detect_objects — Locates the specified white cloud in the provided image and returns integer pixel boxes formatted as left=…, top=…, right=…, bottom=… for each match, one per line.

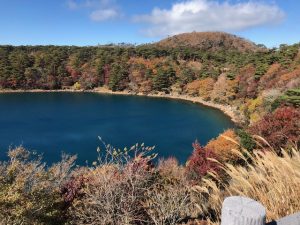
left=67, top=0, right=79, bottom=10
left=66, top=0, right=120, bottom=21
left=90, top=8, right=118, bottom=21
left=133, top=0, right=285, bottom=37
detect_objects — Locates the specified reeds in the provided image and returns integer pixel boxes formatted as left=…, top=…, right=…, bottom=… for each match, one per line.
left=194, top=137, right=300, bottom=223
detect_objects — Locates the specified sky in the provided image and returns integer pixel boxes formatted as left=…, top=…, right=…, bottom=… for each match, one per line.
left=0, top=0, right=299, bottom=47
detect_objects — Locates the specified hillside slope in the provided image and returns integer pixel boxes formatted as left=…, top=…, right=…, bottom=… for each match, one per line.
left=155, top=32, right=264, bottom=52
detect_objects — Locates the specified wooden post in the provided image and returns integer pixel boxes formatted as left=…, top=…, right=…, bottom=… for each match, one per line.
left=221, top=196, right=266, bottom=225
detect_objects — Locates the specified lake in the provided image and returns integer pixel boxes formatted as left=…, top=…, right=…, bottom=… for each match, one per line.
left=0, top=92, right=234, bottom=164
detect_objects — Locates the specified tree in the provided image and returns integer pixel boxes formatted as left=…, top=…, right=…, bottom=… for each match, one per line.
left=24, top=67, right=41, bottom=88
left=0, top=47, right=11, bottom=88
left=254, top=63, right=268, bottom=80
left=8, top=50, right=33, bottom=88
left=179, top=67, right=195, bottom=85
left=273, top=89, right=300, bottom=108
left=108, top=62, right=129, bottom=91
left=236, top=129, right=256, bottom=152
left=152, top=68, right=171, bottom=92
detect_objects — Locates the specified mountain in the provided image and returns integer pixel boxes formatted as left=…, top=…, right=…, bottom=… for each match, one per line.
left=155, top=32, right=265, bottom=52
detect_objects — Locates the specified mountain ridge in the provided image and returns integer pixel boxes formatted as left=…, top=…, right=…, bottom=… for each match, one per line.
left=155, top=31, right=265, bottom=52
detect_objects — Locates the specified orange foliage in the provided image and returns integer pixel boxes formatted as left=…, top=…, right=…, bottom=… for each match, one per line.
left=185, top=80, right=202, bottom=96
left=185, top=78, right=215, bottom=99
left=129, top=57, right=165, bottom=70
left=198, top=78, right=215, bottom=100
left=265, top=63, right=281, bottom=76
left=206, top=129, right=240, bottom=162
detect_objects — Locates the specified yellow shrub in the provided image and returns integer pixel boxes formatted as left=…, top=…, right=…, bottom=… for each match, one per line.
left=73, top=82, right=81, bottom=90
left=247, top=96, right=263, bottom=113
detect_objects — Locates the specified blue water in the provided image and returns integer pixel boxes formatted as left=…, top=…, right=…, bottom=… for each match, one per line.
left=0, top=93, right=234, bottom=165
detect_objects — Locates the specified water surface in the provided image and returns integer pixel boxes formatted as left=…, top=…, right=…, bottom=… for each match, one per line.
left=0, top=93, right=234, bottom=164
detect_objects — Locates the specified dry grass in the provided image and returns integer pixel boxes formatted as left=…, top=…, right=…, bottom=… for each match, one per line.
left=193, top=140, right=300, bottom=223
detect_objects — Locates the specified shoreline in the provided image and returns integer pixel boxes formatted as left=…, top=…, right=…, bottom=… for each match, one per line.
left=0, top=88, right=244, bottom=124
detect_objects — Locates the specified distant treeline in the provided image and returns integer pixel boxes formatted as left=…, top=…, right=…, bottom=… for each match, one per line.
left=0, top=43, right=299, bottom=92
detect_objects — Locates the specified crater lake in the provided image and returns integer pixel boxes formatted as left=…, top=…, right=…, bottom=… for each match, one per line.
left=0, top=92, right=234, bottom=164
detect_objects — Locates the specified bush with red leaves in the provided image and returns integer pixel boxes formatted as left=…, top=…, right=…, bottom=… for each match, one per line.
left=61, top=175, right=88, bottom=207
left=249, top=106, right=300, bottom=152
left=186, top=141, right=220, bottom=181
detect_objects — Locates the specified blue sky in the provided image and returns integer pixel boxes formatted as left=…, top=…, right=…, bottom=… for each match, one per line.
left=0, top=0, right=299, bottom=47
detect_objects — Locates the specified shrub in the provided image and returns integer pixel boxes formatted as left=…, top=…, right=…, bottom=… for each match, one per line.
left=249, top=106, right=300, bottom=152
left=186, top=141, right=220, bottom=181
left=67, top=143, right=158, bottom=225
left=158, top=157, right=186, bottom=182
left=61, top=173, right=88, bottom=207
left=143, top=182, right=192, bottom=225
left=72, top=81, right=81, bottom=90
left=0, top=147, right=75, bottom=225
left=198, top=77, right=215, bottom=100
left=206, top=129, right=240, bottom=163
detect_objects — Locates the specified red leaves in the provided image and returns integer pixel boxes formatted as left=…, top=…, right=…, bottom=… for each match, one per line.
left=186, top=141, right=220, bottom=181
left=61, top=175, right=88, bottom=207
left=249, top=106, right=300, bottom=152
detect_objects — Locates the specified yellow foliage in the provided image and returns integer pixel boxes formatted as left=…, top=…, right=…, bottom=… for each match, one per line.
left=249, top=112, right=261, bottom=123
left=247, top=96, right=263, bottom=113
left=73, top=82, right=81, bottom=90
left=244, top=96, right=265, bottom=124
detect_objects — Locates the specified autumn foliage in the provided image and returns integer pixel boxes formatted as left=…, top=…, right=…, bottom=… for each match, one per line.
left=206, top=129, right=240, bottom=162
left=249, top=106, right=300, bottom=152
left=186, top=141, right=220, bottom=181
